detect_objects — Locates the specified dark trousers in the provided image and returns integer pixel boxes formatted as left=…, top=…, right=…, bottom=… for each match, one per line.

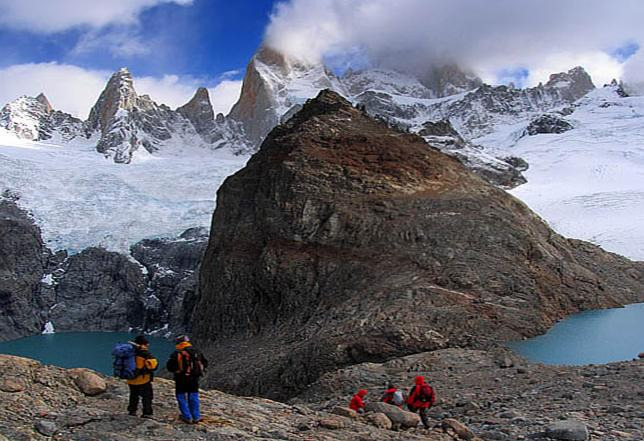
left=128, top=383, right=153, bottom=416
left=408, top=405, right=431, bottom=428
left=418, top=407, right=430, bottom=428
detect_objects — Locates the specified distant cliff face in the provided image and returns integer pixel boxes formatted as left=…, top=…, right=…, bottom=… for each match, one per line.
left=193, top=90, right=644, bottom=400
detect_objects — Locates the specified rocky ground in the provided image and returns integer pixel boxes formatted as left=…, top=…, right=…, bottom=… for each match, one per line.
left=294, top=347, right=644, bottom=441
left=0, top=354, right=455, bottom=441
left=0, top=351, right=641, bottom=440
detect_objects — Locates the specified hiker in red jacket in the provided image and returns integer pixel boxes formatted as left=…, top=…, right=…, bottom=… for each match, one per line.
left=407, top=375, right=436, bottom=428
left=349, top=389, right=368, bottom=413
left=381, top=383, right=404, bottom=407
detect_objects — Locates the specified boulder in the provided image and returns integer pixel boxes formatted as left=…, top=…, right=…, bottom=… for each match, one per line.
left=441, top=418, right=480, bottom=440
left=35, top=420, right=57, bottom=437
left=0, top=377, right=25, bottom=393
left=69, top=369, right=106, bottom=396
left=365, top=402, right=419, bottom=429
left=366, top=412, right=393, bottom=430
left=331, top=406, right=359, bottom=419
left=319, top=418, right=345, bottom=429
left=545, top=420, right=589, bottom=441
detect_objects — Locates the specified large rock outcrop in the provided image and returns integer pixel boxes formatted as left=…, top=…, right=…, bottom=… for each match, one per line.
left=194, top=90, right=644, bottom=400
left=0, top=197, right=48, bottom=339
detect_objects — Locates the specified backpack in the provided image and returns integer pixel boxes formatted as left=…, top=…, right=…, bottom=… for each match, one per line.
left=393, top=390, right=405, bottom=406
left=419, top=384, right=434, bottom=403
left=177, top=348, right=204, bottom=378
left=112, top=343, right=137, bottom=379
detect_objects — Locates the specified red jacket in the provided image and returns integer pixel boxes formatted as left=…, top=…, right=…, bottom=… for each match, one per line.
left=349, top=389, right=367, bottom=411
left=407, top=376, right=435, bottom=410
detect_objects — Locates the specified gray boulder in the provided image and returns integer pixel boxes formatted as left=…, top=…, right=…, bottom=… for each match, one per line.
left=545, top=420, right=589, bottom=441
left=526, top=114, right=573, bottom=135
left=364, top=402, right=419, bottom=429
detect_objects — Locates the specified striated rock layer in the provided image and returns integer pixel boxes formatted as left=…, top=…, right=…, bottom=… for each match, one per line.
left=193, top=90, right=644, bottom=400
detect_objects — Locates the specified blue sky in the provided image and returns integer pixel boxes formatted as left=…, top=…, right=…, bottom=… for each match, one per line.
left=0, top=1, right=277, bottom=79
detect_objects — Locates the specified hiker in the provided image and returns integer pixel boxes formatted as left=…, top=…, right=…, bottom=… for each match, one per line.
left=407, top=375, right=436, bottom=428
left=127, top=335, right=159, bottom=418
left=166, top=335, right=209, bottom=424
left=381, top=383, right=404, bottom=407
left=349, top=389, right=368, bottom=413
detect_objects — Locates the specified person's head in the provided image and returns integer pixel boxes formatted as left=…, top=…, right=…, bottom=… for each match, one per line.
left=387, top=382, right=396, bottom=390
left=175, top=335, right=190, bottom=344
left=134, top=335, right=149, bottom=346
left=414, top=375, right=425, bottom=386
left=357, top=389, right=368, bottom=397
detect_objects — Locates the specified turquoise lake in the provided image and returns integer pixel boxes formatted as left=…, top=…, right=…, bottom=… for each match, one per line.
left=0, top=332, right=176, bottom=375
left=508, top=302, right=644, bottom=365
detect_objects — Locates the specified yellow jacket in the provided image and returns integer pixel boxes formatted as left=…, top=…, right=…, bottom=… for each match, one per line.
left=127, top=344, right=158, bottom=385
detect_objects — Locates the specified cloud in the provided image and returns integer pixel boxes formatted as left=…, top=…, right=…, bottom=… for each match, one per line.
left=0, top=0, right=193, bottom=34
left=0, top=63, right=109, bottom=118
left=265, top=0, right=644, bottom=87
left=72, top=28, right=151, bottom=57
left=208, top=80, right=243, bottom=115
left=0, top=63, right=242, bottom=119
left=622, top=50, right=644, bottom=95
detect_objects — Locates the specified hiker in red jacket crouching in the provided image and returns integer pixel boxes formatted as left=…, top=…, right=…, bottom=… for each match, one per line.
left=407, top=375, right=436, bottom=428
left=349, top=389, right=368, bottom=413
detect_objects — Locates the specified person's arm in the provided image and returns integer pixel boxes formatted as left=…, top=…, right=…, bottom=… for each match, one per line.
left=199, top=350, right=208, bottom=369
left=145, top=353, right=158, bottom=371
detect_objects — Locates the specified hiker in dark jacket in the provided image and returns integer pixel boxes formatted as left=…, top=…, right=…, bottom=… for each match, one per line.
left=166, top=335, right=209, bottom=423
left=407, top=375, right=436, bottom=428
left=127, top=335, right=158, bottom=418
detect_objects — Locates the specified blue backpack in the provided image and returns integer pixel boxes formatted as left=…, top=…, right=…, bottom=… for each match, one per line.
left=112, top=343, right=137, bottom=379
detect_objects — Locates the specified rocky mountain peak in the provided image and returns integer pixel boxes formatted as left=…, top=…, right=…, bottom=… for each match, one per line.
left=35, top=93, right=53, bottom=113
left=177, top=87, right=214, bottom=135
left=418, top=63, right=483, bottom=97
left=194, top=88, right=644, bottom=400
left=0, top=94, right=83, bottom=141
left=544, top=66, right=595, bottom=101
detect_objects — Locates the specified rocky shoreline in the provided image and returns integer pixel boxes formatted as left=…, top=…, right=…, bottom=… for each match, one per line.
left=0, top=350, right=641, bottom=440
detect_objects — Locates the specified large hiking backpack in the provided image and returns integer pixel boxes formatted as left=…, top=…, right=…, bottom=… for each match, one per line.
left=112, top=343, right=137, bottom=379
left=419, top=384, right=435, bottom=404
left=178, top=348, right=204, bottom=378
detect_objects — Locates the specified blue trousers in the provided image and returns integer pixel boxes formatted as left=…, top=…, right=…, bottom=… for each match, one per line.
left=176, top=392, right=200, bottom=421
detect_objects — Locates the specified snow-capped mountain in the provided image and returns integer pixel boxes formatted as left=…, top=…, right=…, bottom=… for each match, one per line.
left=85, top=68, right=250, bottom=163
left=229, top=46, right=346, bottom=145
left=0, top=93, right=85, bottom=142
left=226, top=47, right=596, bottom=187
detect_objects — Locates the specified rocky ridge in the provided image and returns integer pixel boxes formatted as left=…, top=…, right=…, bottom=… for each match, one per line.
left=0, top=94, right=85, bottom=142
left=0, top=196, right=205, bottom=340
left=228, top=46, right=596, bottom=187
left=193, top=90, right=644, bottom=401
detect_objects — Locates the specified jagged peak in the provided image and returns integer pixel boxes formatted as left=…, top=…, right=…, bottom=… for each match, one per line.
left=35, top=93, right=53, bottom=113
left=546, top=66, right=595, bottom=89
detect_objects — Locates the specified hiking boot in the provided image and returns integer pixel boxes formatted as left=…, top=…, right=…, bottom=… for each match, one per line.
left=128, top=411, right=137, bottom=416
left=192, top=418, right=202, bottom=424
left=141, top=414, right=153, bottom=419
left=179, top=415, right=192, bottom=424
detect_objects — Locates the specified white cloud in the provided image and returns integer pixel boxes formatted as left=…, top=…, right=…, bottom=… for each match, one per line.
left=266, top=0, right=644, bottom=86
left=622, top=50, right=644, bottom=95
left=0, top=63, right=242, bottom=119
left=0, top=0, right=193, bottom=33
left=0, top=63, right=109, bottom=118
left=208, top=80, right=243, bottom=115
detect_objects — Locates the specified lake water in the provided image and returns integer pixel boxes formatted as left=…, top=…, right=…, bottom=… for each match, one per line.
left=0, top=332, right=176, bottom=375
left=508, top=302, right=644, bottom=365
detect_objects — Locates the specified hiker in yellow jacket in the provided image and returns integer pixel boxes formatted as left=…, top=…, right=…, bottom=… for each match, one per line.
left=127, top=335, right=158, bottom=418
